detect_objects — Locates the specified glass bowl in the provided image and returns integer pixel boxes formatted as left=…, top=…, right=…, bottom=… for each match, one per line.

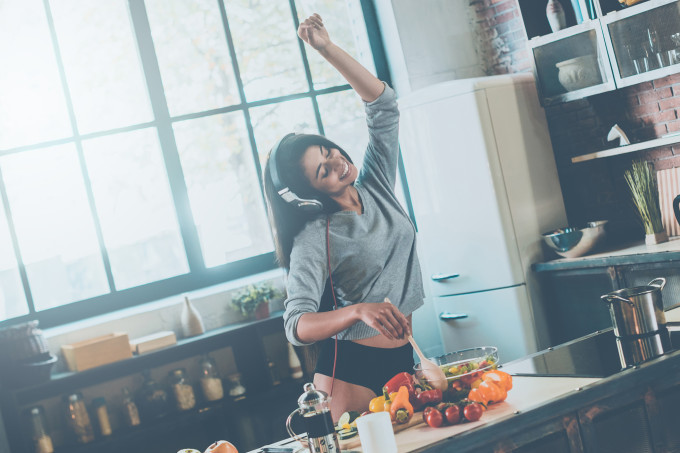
left=413, top=346, right=499, bottom=395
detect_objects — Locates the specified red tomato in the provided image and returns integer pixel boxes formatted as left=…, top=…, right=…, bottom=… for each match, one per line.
left=463, top=403, right=483, bottom=422
left=422, top=406, right=435, bottom=423
left=444, top=405, right=461, bottom=425
left=425, top=408, right=444, bottom=428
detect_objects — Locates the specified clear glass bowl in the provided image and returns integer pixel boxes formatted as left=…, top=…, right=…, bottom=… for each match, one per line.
left=413, top=346, right=499, bottom=393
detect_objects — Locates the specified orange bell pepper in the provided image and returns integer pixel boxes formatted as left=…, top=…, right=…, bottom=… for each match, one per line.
left=389, top=386, right=414, bottom=424
left=478, top=380, right=507, bottom=404
left=482, top=370, right=512, bottom=391
left=467, top=387, right=488, bottom=407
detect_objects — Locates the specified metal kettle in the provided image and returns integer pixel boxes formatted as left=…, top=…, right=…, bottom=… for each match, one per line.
left=286, top=383, right=340, bottom=453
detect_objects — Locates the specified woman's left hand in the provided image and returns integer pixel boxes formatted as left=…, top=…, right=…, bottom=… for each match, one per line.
left=298, top=13, right=331, bottom=51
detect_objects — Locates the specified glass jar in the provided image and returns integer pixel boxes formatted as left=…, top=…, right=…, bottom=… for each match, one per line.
left=121, top=387, right=141, bottom=427
left=137, top=371, right=170, bottom=420
left=169, top=368, right=196, bottom=411
left=91, top=397, right=112, bottom=437
left=28, top=406, right=54, bottom=453
left=227, top=373, right=246, bottom=401
left=199, top=355, right=224, bottom=402
left=62, top=393, right=94, bottom=444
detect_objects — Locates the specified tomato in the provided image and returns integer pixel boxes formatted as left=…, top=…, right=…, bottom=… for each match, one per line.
left=463, top=403, right=483, bottom=422
left=422, top=406, right=435, bottom=423
left=425, top=408, right=444, bottom=428
left=444, top=405, right=461, bottom=425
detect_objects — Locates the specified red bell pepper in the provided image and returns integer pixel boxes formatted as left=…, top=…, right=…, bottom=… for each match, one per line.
left=415, top=388, right=443, bottom=408
left=383, top=372, right=416, bottom=396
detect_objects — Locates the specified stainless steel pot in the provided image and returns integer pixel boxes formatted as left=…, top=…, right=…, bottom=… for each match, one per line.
left=615, top=329, right=671, bottom=368
left=601, top=278, right=667, bottom=337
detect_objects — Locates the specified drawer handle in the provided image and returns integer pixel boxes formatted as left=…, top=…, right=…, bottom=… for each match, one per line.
left=431, top=273, right=460, bottom=282
left=439, top=312, right=468, bottom=320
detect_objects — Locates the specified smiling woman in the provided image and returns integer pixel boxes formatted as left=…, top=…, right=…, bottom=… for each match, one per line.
left=0, top=0, right=389, bottom=327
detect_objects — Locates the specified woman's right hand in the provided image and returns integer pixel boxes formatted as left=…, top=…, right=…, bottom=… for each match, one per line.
left=298, top=13, right=331, bottom=52
left=354, top=301, right=411, bottom=340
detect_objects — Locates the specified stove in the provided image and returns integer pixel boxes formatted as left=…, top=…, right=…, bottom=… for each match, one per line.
left=500, top=326, right=680, bottom=378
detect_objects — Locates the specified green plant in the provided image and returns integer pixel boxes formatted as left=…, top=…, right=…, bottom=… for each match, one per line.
left=624, top=161, right=664, bottom=234
left=231, top=283, right=280, bottom=318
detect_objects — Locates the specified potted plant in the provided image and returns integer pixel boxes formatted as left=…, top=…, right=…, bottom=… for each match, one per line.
left=624, top=160, right=668, bottom=245
left=231, top=283, right=280, bottom=320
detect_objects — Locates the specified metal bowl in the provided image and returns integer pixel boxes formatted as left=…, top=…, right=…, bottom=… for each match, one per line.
left=542, top=220, right=608, bottom=258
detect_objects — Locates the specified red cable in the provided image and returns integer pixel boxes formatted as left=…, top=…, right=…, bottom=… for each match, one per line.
left=326, top=216, right=338, bottom=397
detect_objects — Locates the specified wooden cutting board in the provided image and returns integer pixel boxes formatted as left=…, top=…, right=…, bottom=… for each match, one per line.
left=338, top=412, right=426, bottom=449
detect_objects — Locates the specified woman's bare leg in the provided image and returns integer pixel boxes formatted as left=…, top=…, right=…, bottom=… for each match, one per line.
left=313, top=373, right=376, bottom=422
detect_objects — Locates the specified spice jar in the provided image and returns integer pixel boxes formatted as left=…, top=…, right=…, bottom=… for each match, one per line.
left=227, top=373, right=246, bottom=401
left=137, top=371, right=170, bottom=420
left=27, top=406, right=54, bottom=453
left=121, top=387, right=141, bottom=427
left=199, top=355, right=224, bottom=402
left=91, top=397, right=112, bottom=437
left=63, top=393, right=94, bottom=444
left=169, top=368, right=196, bottom=411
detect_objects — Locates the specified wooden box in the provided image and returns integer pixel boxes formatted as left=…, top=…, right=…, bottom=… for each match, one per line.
left=130, top=331, right=177, bottom=355
left=61, top=332, right=132, bottom=372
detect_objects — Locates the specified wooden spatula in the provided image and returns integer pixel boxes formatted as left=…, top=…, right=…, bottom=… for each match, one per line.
left=384, top=298, right=448, bottom=391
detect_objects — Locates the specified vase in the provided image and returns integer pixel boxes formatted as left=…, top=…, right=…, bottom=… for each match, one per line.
left=180, top=296, right=205, bottom=337
left=254, top=302, right=270, bottom=320
left=546, top=0, right=567, bottom=32
left=645, top=231, right=669, bottom=246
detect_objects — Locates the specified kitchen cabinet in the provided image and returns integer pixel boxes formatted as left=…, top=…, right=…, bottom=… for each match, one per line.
left=521, top=0, right=680, bottom=106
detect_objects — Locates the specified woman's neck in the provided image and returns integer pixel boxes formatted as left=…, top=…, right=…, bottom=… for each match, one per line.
left=333, top=185, right=363, bottom=215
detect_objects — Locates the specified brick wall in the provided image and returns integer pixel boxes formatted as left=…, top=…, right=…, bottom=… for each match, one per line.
left=472, top=0, right=680, bottom=243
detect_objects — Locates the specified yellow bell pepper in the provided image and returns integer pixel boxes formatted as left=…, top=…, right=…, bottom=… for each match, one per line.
left=369, top=390, right=397, bottom=413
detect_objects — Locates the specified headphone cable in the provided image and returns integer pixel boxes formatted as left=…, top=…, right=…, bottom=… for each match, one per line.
left=326, top=216, right=338, bottom=397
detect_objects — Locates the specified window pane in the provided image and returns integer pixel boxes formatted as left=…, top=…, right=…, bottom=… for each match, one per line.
left=317, top=89, right=368, bottom=164
left=0, top=0, right=71, bottom=149
left=0, top=196, right=28, bottom=320
left=50, top=0, right=152, bottom=134
left=83, top=129, right=189, bottom=290
left=173, top=113, right=273, bottom=267
left=227, top=0, right=308, bottom=101
left=1, top=145, right=109, bottom=311
left=295, top=0, right=376, bottom=90
left=250, top=98, right=318, bottom=166
left=146, top=0, right=240, bottom=116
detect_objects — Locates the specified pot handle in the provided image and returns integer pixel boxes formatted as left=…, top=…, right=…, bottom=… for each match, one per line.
left=648, top=277, right=666, bottom=290
left=601, top=293, right=635, bottom=306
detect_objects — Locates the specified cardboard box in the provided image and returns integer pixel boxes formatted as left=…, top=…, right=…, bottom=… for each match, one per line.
left=61, top=332, right=132, bottom=372
left=130, top=331, right=177, bottom=355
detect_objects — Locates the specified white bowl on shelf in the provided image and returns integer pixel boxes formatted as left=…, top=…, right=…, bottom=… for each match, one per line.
left=556, top=55, right=602, bottom=91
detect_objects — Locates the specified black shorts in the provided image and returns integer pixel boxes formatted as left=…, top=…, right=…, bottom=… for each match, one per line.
left=314, top=338, right=414, bottom=396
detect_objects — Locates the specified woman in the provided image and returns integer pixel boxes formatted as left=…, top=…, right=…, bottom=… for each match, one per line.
left=263, top=14, right=424, bottom=418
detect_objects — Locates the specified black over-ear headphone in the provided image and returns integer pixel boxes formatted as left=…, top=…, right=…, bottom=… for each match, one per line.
left=268, top=133, right=324, bottom=213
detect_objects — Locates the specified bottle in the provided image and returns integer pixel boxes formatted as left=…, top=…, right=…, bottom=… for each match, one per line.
left=169, top=368, right=196, bottom=411
left=91, top=397, right=112, bottom=437
left=227, top=373, right=247, bottom=401
left=28, top=406, right=54, bottom=453
left=63, top=393, right=94, bottom=444
left=546, top=0, right=567, bottom=33
left=267, top=359, right=281, bottom=386
left=121, top=387, right=141, bottom=427
left=199, top=355, right=224, bottom=402
left=287, top=343, right=304, bottom=379
left=138, top=370, right=170, bottom=420
left=181, top=295, right=205, bottom=337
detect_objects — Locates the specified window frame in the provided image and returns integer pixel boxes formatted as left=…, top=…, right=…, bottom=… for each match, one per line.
left=0, top=0, right=412, bottom=329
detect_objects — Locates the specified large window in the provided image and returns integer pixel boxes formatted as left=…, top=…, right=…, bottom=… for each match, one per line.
left=0, top=0, right=386, bottom=327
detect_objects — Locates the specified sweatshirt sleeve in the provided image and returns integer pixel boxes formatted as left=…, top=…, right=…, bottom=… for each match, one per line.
left=283, top=220, right=329, bottom=346
left=359, top=82, right=400, bottom=190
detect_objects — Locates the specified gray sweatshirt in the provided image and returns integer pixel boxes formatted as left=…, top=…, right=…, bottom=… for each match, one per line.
left=283, top=83, right=425, bottom=346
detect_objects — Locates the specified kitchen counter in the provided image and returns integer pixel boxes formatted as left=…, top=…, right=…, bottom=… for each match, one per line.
left=533, top=236, right=680, bottom=272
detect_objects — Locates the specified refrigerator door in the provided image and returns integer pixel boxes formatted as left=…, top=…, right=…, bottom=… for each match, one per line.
left=434, top=285, right=536, bottom=362
left=400, top=88, right=524, bottom=297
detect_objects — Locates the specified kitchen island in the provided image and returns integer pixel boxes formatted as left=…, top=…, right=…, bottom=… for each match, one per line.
left=250, top=326, right=680, bottom=453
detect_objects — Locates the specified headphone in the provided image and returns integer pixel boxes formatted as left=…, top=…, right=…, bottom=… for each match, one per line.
left=268, top=133, right=324, bottom=213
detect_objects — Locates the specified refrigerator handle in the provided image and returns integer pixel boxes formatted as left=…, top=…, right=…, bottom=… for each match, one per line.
left=431, top=273, right=460, bottom=282
left=439, top=312, right=469, bottom=321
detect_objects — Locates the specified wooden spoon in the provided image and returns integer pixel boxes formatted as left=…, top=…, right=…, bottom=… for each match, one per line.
left=384, top=298, right=448, bottom=391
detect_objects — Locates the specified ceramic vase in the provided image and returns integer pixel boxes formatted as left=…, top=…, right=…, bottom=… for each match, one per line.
left=546, top=0, right=567, bottom=33
left=254, top=301, right=270, bottom=320
left=645, top=231, right=669, bottom=246
left=180, top=296, right=205, bottom=337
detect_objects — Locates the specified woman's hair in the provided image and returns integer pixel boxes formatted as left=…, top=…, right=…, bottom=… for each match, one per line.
left=263, top=133, right=354, bottom=269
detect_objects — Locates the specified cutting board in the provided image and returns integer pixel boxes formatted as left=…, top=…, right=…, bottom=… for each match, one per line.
left=338, top=412, right=426, bottom=449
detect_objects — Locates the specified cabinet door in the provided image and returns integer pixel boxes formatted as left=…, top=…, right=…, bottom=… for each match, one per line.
left=434, top=285, right=536, bottom=363
left=492, top=414, right=584, bottom=453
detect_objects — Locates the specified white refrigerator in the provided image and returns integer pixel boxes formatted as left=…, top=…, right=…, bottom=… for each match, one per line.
left=399, top=73, right=567, bottom=363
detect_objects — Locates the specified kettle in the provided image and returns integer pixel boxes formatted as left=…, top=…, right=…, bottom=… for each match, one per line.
left=286, top=383, right=340, bottom=453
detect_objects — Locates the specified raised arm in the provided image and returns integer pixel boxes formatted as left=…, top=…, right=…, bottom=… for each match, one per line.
left=298, top=14, right=384, bottom=103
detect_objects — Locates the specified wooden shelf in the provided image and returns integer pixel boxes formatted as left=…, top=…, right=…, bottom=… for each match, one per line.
left=571, top=134, right=680, bottom=163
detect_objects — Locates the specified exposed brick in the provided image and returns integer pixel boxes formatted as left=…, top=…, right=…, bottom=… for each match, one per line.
left=495, top=9, right=518, bottom=24
left=627, top=82, right=655, bottom=94
left=672, top=86, right=680, bottom=97
left=495, top=0, right=517, bottom=14
left=643, top=147, right=673, bottom=160
left=631, top=103, right=661, bottom=117
left=672, top=145, right=680, bottom=155
left=669, top=120, right=680, bottom=133
left=653, top=75, right=680, bottom=88
left=647, top=109, right=678, bottom=123
left=651, top=155, right=680, bottom=170
left=660, top=97, right=680, bottom=111
left=638, top=87, right=673, bottom=105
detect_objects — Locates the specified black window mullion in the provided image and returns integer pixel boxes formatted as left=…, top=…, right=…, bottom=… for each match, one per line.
left=42, top=0, right=117, bottom=293
left=288, top=0, right=325, bottom=135
left=128, top=0, right=204, bottom=272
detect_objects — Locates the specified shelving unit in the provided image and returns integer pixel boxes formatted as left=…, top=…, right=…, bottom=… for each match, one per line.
left=571, top=133, right=680, bottom=162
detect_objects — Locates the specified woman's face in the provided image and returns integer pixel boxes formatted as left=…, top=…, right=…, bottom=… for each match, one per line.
left=300, top=144, right=357, bottom=196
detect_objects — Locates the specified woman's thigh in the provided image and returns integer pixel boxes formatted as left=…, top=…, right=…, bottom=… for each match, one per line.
left=313, top=373, right=376, bottom=421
